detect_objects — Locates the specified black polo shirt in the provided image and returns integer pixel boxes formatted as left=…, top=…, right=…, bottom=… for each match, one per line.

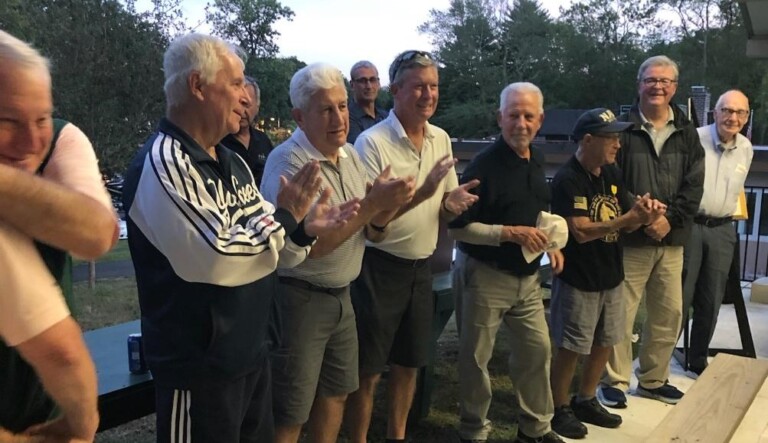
left=551, top=156, right=634, bottom=291
left=347, top=100, right=387, bottom=144
left=449, top=136, right=550, bottom=276
left=221, top=127, right=274, bottom=185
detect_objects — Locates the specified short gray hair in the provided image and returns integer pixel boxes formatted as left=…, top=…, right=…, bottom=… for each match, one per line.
left=499, top=82, right=544, bottom=114
left=637, top=55, right=679, bottom=81
left=245, top=75, right=260, bottom=100
left=350, top=60, right=377, bottom=79
left=290, top=63, right=346, bottom=112
left=389, top=50, right=437, bottom=85
left=0, top=30, right=50, bottom=81
left=163, top=33, right=245, bottom=109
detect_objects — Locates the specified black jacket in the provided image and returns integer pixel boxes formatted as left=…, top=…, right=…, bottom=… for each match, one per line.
left=616, top=104, right=704, bottom=247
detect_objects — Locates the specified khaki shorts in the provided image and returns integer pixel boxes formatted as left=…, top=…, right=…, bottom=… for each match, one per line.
left=271, top=282, right=358, bottom=425
left=550, top=278, right=625, bottom=354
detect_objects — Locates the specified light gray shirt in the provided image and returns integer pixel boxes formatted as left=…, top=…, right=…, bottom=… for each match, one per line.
left=260, top=128, right=368, bottom=288
left=640, top=106, right=676, bottom=156
left=696, top=124, right=753, bottom=217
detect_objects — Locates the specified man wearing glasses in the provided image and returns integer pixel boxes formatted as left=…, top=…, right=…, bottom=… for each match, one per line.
left=347, top=60, right=387, bottom=144
left=349, top=50, right=479, bottom=443
left=682, top=90, right=753, bottom=378
left=599, top=55, right=704, bottom=408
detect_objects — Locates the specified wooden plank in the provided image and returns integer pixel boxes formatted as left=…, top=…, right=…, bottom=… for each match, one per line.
left=732, top=376, right=768, bottom=442
left=647, top=354, right=768, bottom=443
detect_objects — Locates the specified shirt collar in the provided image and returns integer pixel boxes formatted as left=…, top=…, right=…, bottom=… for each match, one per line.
left=291, top=127, right=350, bottom=161
left=709, top=123, right=737, bottom=152
left=639, top=105, right=675, bottom=130
left=386, top=109, right=435, bottom=142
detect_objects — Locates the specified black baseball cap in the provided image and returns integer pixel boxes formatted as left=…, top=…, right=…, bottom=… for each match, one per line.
left=573, top=108, right=632, bottom=140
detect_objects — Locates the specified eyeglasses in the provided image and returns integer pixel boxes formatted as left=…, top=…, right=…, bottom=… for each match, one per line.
left=352, top=76, right=380, bottom=85
left=389, top=50, right=433, bottom=83
left=641, top=77, right=677, bottom=87
left=719, top=107, right=750, bottom=118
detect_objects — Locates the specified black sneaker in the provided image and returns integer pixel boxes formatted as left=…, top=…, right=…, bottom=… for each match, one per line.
left=515, top=430, right=566, bottom=443
left=459, top=439, right=486, bottom=443
left=551, top=405, right=587, bottom=439
left=571, top=396, right=622, bottom=428
left=596, top=385, right=627, bottom=409
left=636, top=382, right=684, bottom=404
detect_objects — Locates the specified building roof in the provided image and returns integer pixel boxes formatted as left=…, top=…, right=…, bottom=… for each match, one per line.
left=739, top=0, right=768, bottom=58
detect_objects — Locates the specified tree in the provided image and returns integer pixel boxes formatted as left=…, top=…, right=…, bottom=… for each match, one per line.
left=205, top=0, right=294, bottom=58
left=1, top=0, right=182, bottom=174
left=420, top=0, right=506, bottom=137
left=247, top=56, right=306, bottom=128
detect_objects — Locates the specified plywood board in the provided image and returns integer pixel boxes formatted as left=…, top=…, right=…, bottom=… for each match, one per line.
left=647, top=354, right=768, bottom=443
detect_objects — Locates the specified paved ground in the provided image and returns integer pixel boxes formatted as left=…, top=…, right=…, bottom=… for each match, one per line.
left=73, top=260, right=134, bottom=282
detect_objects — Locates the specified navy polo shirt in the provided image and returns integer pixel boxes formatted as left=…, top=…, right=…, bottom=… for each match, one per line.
left=221, top=127, right=274, bottom=185
left=449, top=136, right=550, bottom=276
left=347, top=100, right=387, bottom=144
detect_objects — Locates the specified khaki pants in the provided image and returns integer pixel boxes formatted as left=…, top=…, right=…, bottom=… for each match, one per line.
left=455, top=252, right=553, bottom=440
left=603, top=246, right=684, bottom=391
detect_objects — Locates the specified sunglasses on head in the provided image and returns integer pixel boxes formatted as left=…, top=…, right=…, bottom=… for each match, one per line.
left=389, top=50, right=433, bottom=83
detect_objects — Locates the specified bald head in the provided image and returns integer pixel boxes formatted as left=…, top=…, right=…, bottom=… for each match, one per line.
left=713, top=90, right=750, bottom=142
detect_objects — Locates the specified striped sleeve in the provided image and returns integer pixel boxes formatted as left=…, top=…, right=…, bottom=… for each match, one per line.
left=128, top=134, right=286, bottom=287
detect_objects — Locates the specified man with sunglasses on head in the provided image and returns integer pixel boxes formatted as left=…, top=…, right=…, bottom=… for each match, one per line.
left=347, top=61, right=387, bottom=144
left=348, top=50, right=479, bottom=443
left=599, top=55, right=704, bottom=409
left=220, top=76, right=274, bottom=185
left=681, top=90, right=753, bottom=379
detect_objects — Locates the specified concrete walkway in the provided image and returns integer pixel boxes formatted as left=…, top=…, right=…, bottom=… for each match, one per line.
left=567, top=285, right=768, bottom=442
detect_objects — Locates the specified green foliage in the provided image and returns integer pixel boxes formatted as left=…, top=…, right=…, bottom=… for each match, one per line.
left=205, top=0, right=294, bottom=58
left=247, top=55, right=305, bottom=126
left=1, top=0, right=175, bottom=175
left=420, top=0, right=768, bottom=143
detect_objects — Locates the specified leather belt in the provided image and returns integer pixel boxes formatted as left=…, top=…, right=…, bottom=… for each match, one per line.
left=694, top=215, right=733, bottom=228
left=278, top=276, right=347, bottom=296
left=366, top=246, right=429, bottom=268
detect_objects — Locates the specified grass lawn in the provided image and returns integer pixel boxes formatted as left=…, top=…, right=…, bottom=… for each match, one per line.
left=78, top=278, right=647, bottom=443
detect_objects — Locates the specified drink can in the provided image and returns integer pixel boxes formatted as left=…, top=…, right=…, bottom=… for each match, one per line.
left=127, top=333, right=148, bottom=374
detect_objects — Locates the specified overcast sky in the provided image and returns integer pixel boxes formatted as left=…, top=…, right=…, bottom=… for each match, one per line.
left=140, top=0, right=571, bottom=84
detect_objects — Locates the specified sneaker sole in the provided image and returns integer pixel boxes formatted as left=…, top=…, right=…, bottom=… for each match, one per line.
left=596, top=388, right=627, bottom=409
left=635, top=388, right=682, bottom=405
left=576, top=414, right=622, bottom=429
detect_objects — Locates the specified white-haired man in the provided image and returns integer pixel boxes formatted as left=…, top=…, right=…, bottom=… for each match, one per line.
left=682, top=90, right=753, bottom=378
left=0, top=30, right=118, bottom=442
left=123, top=34, right=358, bottom=442
left=449, top=82, right=564, bottom=443
left=262, top=62, right=415, bottom=443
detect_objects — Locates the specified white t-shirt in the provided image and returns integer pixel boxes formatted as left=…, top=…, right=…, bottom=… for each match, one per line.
left=0, top=222, right=69, bottom=346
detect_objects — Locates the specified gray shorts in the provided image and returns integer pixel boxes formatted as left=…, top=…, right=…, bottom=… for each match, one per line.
left=271, top=281, right=359, bottom=426
left=550, top=278, right=625, bottom=354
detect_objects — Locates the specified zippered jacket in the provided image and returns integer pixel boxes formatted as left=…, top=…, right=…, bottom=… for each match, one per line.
left=123, top=118, right=313, bottom=387
left=616, top=105, right=704, bottom=247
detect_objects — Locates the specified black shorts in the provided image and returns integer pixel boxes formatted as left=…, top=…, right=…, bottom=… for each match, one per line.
left=155, top=356, right=273, bottom=443
left=351, top=247, right=434, bottom=375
